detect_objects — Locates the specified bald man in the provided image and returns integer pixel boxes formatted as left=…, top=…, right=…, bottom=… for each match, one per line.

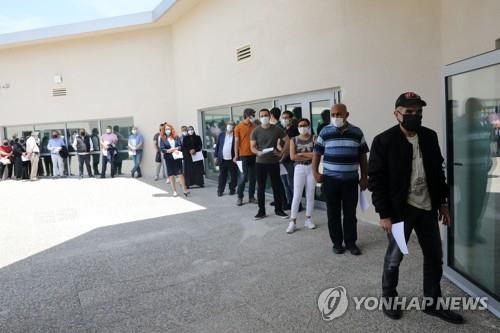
left=312, top=103, right=369, bottom=255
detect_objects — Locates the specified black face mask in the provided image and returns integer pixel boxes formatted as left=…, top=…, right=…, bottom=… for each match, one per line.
left=80, top=132, right=85, bottom=136
left=399, top=113, right=422, bottom=132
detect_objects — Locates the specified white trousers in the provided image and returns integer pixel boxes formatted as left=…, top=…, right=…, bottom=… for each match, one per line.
left=51, top=154, right=64, bottom=177
left=291, top=164, right=316, bottom=219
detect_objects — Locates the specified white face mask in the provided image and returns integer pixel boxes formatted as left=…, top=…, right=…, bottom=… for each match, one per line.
left=182, top=131, right=188, bottom=136
left=131, top=130, right=137, bottom=135
left=298, top=127, right=309, bottom=135
left=227, top=125, right=233, bottom=132
left=332, top=117, right=344, bottom=128
left=188, top=130, right=194, bottom=135
left=106, top=129, right=112, bottom=134
left=165, top=130, right=171, bottom=136
left=280, top=119, right=290, bottom=128
left=248, top=116, right=255, bottom=123
left=260, top=117, right=270, bottom=125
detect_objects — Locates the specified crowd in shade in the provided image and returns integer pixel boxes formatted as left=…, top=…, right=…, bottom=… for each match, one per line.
left=4, top=91, right=495, bottom=324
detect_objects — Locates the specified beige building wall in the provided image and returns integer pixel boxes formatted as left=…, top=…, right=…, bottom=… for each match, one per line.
left=0, top=0, right=499, bottom=222
left=0, top=26, right=176, bottom=175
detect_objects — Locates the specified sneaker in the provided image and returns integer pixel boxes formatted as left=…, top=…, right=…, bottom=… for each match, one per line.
left=275, top=210, right=289, bottom=219
left=286, top=222, right=296, bottom=234
left=236, top=198, right=243, bottom=206
left=304, top=218, right=316, bottom=230
left=254, top=212, right=266, bottom=220
left=217, top=192, right=223, bottom=197
left=248, top=198, right=257, bottom=204
left=173, top=192, right=178, bottom=197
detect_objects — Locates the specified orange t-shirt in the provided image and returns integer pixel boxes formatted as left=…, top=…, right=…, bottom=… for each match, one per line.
left=234, top=121, right=257, bottom=157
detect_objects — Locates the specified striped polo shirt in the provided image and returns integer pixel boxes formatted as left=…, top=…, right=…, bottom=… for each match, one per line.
left=314, top=123, right=369, bottom=180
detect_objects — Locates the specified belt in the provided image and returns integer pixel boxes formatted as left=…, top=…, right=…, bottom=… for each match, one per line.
left=297, top=161, right=312, bottom=166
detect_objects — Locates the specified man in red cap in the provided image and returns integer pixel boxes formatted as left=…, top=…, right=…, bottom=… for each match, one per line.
left=368, top=92, right=463, bottom=324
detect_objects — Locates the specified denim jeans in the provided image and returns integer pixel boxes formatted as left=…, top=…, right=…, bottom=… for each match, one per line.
left=382, top=204, right=442, bottom=304
left=101, top=154, right=116, bottom=177
left=131, top=150, right=143, bottom=176
left=280, top=160, right=295, bottom=206
left=237, top=156, right=256, bottom=199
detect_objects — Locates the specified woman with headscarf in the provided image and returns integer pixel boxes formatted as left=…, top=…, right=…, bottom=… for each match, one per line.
left=160, top=123, right=189, bottom=197
left=182, top=126, right=205, bottom=188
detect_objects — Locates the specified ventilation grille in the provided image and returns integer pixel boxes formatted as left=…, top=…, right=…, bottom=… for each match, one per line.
left=52, top=88, right=67, bottom=97
left=236, top=44, right=251, bottom=62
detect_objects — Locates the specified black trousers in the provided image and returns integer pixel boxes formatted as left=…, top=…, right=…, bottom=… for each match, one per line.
left=256, top=162, right=283, bottom=213
left=0, top=163, right=13, bottom=179
left=92, top=153, right=100, bottom=175
left=237, top=156, right=256, bottom=199
left=218, top=159, right=237, bottom=194
left=43, top=156, right=53, bottom=177
left=101, top=155, right=116, bottom=177
left=78, top=154, right=93, bottom=177
left=322, top=177, right=359, bottom=247
left=382, top=204, right=442, bottom=303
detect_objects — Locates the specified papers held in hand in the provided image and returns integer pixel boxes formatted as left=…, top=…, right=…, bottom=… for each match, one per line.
left=191, top=151, right=204, bottom=162
left=358, top=190, right=370, bottom=212
left=172, top=151, right=184, bottom=160
left=262, top=147, right=274, bottom=154
left=392, top=221, right=409, bottom=255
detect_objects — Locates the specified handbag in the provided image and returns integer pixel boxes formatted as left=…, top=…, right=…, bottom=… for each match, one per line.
left=202, top=150, right=207, bottom=159
left=0, top=157, right=11, bottom=165
left=59, top=146, right=68, bottom=158
left=155, top=151, right=161, bottom=163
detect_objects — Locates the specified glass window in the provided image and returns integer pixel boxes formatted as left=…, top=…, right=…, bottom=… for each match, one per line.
left=201, top=108, right=231, bottom=180
left=447, top=62, right=500, bottom=299
left=5, top=125, right=34, bottom=141
left=310, top=100, right=330, bottom=135
left=285, top=103, right=302, bottom=119
left=231, top=101, right=273, bottom=124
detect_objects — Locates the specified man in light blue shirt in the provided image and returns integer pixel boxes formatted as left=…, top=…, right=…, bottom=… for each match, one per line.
left=128, top=126, right=144, bottom=178
left=47, top=130, right=66, bottom=178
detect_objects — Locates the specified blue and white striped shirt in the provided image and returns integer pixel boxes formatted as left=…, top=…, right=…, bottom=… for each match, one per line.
left=314, top=123, right=369, bottom=180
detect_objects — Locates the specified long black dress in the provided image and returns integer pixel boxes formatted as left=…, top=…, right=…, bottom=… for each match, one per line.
left=182, top=134, right=204, bottom=187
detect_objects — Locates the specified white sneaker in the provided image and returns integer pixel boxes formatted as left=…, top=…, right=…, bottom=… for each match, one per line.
left=173, top=191, right=178, bottom=197
left=286, top=222, right=296, bottom=234
left=304, top=218, right=316, bottom=230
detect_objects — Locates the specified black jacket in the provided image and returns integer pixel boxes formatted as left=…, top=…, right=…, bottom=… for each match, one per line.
left=368, top=125, right=448, bottom=223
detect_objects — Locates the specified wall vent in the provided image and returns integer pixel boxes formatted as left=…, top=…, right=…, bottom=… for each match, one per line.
left=52, top=88, right=67, bottom=97
left=236, top=44, right=251, bottom=62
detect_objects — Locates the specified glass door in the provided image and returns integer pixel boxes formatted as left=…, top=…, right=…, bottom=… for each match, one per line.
left=34, top=123, right=67, bottom=177
left=445, top=50, right=500, bottom=316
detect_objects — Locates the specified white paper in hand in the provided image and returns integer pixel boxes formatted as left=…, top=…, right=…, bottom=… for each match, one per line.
left=280, top=164, right=288, bottom=175
left=236, top=160, right=243, bottom=173
left=172, top=151, right=183, bottom=160
left=191, top=151, right=204, bottom=162
left=262, top=147, right=274, bottom=154
left=392, top=221, right=409, bottom=255
left=359, top=190, right=369, bottom=212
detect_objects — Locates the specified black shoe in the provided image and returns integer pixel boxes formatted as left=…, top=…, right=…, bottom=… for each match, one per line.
left=217, top=192, right=223, bottom=197
left=332, top=245, right=345, bottom=254
left=229, top=190, right=236, bottom=195
left=275, top=210, right=289, bottom=218
left=382, top=307, right=403, bottom=320
left=254, top=212, right=266, bottom=220
left=136, top=174, right=142, bottom=178
left=346, top=244, right=362, bottom=256
left=236, top=198, right=243, bottom=206
left=131, top=172, right=135, bottom=178
left=423, top=308, right=464, bottom=324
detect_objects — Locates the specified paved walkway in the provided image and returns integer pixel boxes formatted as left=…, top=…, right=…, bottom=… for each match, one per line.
left=0, top=177, right=498, bottom=332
